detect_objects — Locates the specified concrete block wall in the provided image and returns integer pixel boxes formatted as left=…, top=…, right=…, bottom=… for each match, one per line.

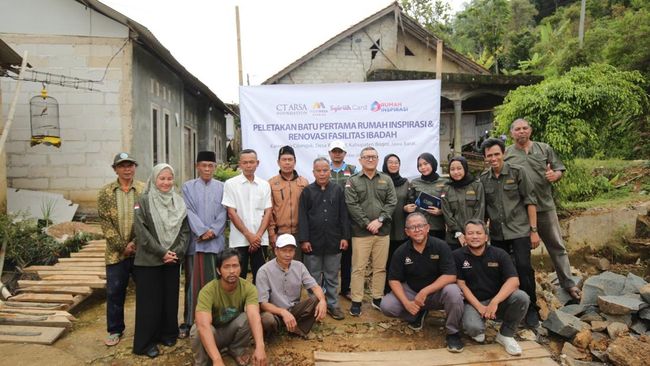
left=278, top=15, right=397, bottom=84
left=0, top=35, right=129, bottom=213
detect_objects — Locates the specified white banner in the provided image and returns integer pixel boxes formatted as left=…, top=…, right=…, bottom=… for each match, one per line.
left=240, top=80, right=440, bottom=180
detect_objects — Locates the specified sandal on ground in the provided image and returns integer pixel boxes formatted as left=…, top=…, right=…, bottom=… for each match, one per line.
left=178, top=324, right=190, bottom=339
left=104, top=333, right=121, bottom=346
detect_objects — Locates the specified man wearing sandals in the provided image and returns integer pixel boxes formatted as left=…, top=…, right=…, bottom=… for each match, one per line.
left=98, top=152, right=145, bottom=346
left=191, top=249, right=267, bottom=366
left=454, top=220, right=530, bottom=356
left=380, top=212, right=465, bottom=353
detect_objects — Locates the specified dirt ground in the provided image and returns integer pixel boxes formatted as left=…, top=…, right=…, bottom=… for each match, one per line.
left=1, top=252, right=646, bottom=365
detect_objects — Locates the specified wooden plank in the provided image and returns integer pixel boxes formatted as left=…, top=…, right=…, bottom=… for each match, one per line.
left=0, top=309, right=76, bottom=321
left=69, top=252, right=103, bottom=258
left=64, top=294, right=89, bottom=312
left=9, top=293, right=74, bottom=304
left=34, top=275, right=102, bottom=281
left=57, top=258, right=104, bottom=263
left=18, top=280, right=106, bottom=289
left=87, top=240, right=106, bottom=245
left=0, top=313, right=72, bottom=328
left=53, top=265, right=105, bottom=271
left=0, top=325, right=65, bottom=344
left=16, top=286, right=93, bottom=296
left=0, top=301, right=66, bottom=310
left=315, top=360, right=558, bottom=366
left=38, top=270, right=106, bottom=278
left=78, top=247, right=105, bottom=252
left=22, top=266, right=57, bottom=273
left=54, top=262, right=105, bottom=268
left=314, top=342, right=551, bottom=364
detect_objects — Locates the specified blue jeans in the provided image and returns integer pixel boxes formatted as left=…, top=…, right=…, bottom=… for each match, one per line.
left=303, top=252, right=341, bottom=309
left=105, top=257, right=134, bottom=334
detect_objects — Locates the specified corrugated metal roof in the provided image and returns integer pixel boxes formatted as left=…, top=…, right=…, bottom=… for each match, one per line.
left=0, top=38, right=31, bottom=74
left=76, top=0, right=235, bottom=115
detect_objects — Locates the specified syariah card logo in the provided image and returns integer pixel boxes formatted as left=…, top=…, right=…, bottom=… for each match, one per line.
left=370, top=101, right=409, bottom=112
left=310, top=101, right=328, bottom=116
left=276, top=103, right=308, bottom=116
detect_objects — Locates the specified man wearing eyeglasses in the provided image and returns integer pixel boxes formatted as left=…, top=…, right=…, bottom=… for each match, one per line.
left=345, top=146, right=397, bottom=317
left=380, top=212, right=465, bottom=353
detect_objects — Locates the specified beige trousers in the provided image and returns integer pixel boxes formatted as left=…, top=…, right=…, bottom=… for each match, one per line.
left=350, top=235, right=389, bottom=302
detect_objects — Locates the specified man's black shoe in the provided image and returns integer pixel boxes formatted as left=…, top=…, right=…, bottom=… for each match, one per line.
left=446, top=333, right=464, bottom=353
left=407, top=310, right=428, bottom=331
left=145, top=345, right=160, bottom=358
left=371, top=298, right=382, bottom=311
left=160, top=338, right=176, bottom=347
left=349, top=301, right=362, bottom=316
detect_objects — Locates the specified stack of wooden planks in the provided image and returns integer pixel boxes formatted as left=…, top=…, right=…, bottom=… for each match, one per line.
left=314, top=341, right=558, bottom=366
left=0, top=240, right=106, bottom=344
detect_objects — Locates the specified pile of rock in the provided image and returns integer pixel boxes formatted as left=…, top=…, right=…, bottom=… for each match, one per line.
left=541, top=271, right=650, bottom=365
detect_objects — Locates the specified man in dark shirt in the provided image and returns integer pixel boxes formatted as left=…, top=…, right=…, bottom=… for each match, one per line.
left=298, top=157, right=350, bottom=320
left=380, top=212, right=464, bottom=353
left=453, top=219, right=530, bottom=356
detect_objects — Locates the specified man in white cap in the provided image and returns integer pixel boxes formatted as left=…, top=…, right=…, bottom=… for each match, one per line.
left=327, top=140, right=358, bottom=301
left=256, top=234, right=327, bottom=337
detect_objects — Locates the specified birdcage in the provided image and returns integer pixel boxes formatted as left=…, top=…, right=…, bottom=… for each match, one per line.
left=30, top=85, right=61, bottom=147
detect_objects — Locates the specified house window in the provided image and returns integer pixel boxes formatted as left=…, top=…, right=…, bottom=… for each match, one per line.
left=164, top=112, right=171, bottom=163
left=370, top=39, right=381, bottom=60
left=152, top=106, right=159, bottom=165
left=184, top=126, right=197, bottom=180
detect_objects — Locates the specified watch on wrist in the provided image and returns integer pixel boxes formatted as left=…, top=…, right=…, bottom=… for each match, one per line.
left=378, top=216, right=385, bottom=223
left=530, top=226, right=538, bottom=233
left=454, top=232, right=463, bottom=239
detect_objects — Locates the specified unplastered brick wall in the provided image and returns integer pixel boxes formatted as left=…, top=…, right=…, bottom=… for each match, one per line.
left=277, top=15, right=398, bottom=84
left=0, top=35, right=130, bottom=211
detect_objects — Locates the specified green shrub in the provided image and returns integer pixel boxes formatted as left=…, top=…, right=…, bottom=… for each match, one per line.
left=213, top=163, right=240, bottom=182
left=555, top=161, right=612, bottom=203
left=0, top=214, right=98, bottom=269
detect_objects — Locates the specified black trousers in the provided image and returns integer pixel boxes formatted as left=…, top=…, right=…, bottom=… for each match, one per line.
left=385, top=239, right=406, bottom=294
left=106, top=257, right=134, bottom=334
left=133, top=264, right=180, bottom=354
left=236, top=246, right=266, bottom=284
left=340, top=244, right=352, bottom=294
left=491, top=237, right=537, bottom=311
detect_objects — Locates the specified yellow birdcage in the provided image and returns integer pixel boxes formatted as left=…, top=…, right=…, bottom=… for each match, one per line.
left=30, top=85, right=61, bottom=147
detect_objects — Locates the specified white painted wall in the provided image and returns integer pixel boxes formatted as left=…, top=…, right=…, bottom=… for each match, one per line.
left=0, top=0, right=128, bottom=38
left=0, top=33, right=129, bottom=211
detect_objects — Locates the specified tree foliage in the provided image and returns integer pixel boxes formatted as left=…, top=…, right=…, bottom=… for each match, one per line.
left=494, top=64, right=649, bottom=159
left=400, top=0, right=453, bottom=42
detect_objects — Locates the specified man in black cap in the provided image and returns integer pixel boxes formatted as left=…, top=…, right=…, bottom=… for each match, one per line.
left=98, top=152, right=146, bottom=346
left=179, top=151, right=228, bottom=338
left=267, top=145, right=308, bottom=261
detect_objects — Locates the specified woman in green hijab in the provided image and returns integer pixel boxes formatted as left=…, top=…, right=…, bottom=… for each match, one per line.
left=133, top=164, right=190, bottom=358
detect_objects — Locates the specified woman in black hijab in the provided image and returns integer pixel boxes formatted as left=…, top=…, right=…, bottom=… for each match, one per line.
left=381, top=153, right=410, bottom=294
left=441, top=156, right=485, bottom=250
left=406, top=153, right=448, bottom=240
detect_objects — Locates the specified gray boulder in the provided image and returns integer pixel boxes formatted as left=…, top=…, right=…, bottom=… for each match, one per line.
left=542, top=310, right=589, bottom=338
left=560, top=304, right=587, bottom=316
left=622, top=273, right=647, bottom=295
left=639, top=307, right=650, bottom=320
left=602, top=313, right=633, bottom=326
left=640, top=283, right=650, bottom=304
left=630, top=320, right=648, bottom=335
left=598, top=295, right=646, bottom=315
left=581, top=272, right=626, bottom=305
left=606, top=322, right=629, bottom=339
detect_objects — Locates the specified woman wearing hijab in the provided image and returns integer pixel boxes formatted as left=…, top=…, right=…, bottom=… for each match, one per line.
left=381, top=154, right=410, bottom=294
left=441, top=156, right=485, bottom=250
left=133, top=164, right=190, bottom=358
left=405, top=153, right=449, bottom=240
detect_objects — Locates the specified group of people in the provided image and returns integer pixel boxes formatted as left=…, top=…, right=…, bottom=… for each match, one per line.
left=96, top=117, right=581, bottom=365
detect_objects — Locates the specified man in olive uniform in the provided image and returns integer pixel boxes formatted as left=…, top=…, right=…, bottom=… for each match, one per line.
left=505, top=118, right=580, bottom=301
left=345, top=146, right=397, bottom=316
left=479, top=138, right=540, bottom=328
